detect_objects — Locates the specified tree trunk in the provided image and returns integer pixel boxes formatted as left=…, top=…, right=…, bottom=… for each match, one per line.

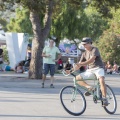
left=28, top=1, right=53, bottom=79
left=29, top=11, right=45, bottom=79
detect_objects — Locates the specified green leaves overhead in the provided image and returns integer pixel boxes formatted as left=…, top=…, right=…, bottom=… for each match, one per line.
left=7, top=8, right=33, bottom=34
left=97, top=32, right=120, bottom=64
left=91, top=0, right=120, bottom=17
left=96, top=9, right=120, bottom=64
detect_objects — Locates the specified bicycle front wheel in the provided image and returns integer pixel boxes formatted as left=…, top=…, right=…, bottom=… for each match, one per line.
left=60, top=86, right=86, bottom=116
left=103, top=84, right=117, bottom=114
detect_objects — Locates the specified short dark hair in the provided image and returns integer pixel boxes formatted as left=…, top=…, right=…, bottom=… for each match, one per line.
left=49, top=36, right=56, bottom=41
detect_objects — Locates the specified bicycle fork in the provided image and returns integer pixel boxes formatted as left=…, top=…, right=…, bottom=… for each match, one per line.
left=71, top=78, right=77, bottom=102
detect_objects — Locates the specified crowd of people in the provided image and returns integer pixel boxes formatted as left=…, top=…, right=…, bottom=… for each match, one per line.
left=105, top=61, right=120, bottom=74
left=1, top=40, right=120, bottom=76
left=0, top=44, right=31, bottom=73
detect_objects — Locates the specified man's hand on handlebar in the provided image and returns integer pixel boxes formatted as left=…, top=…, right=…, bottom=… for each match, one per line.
left=73, top=63, right=81, bottom=71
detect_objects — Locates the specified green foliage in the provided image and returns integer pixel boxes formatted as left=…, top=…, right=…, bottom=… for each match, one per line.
left=1, top=46, right=9, bottom=63
left=7, top=8, right=33, bottom=34
left=90, top=0, right=120, bottom=18
left=84, top=6, right=109, bottom=41
left=96, top=9, right=120, bottom=64
left=1, top=0, right=120, bottom=79
left=96, top=29, right=120, bottom=64
left=0, top=18, right=8, bottom=31
left=51, top=3, right=109, bottom=46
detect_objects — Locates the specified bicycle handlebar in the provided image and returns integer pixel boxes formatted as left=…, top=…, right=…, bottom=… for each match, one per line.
left=62, top=63, right=78, bottom=76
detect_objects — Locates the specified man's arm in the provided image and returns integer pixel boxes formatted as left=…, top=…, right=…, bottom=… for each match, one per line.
left=42, top=52, right=51, bottom=58
left=54, top=47, right=62, bottom=62
left=42, top=47, right=51, bottom=58
left=57, top=53, right=62, bottom=60
left=54, top=53, right=62, bottom=62
left=77, top=56, right=96, bottom=67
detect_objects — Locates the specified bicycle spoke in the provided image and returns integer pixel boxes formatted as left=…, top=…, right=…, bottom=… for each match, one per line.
left=60, top=86, right=86, bottom=116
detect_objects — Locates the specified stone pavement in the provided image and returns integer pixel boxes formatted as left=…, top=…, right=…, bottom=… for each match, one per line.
left=0, top=72, right=120, bottom=120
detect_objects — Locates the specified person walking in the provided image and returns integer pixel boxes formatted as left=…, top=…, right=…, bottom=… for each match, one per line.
left=42, top=37, right=61, bottom=88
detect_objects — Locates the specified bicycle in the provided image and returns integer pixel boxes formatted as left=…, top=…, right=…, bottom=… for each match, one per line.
left=59, top=67, right=117, bottom=116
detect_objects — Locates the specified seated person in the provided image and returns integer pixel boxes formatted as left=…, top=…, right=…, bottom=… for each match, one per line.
left=58, top=58, right=63, bottom=70
left=5, top=65, right=14, bottom=71
left=0, top=63, right=4, bottom=71
left=112, top=61, right=119, bottom=74
left=0, top=62, right=14, bottom=71
left=64, top=61, right=72, bottom=70
left=4, top=64, right=14, bottom=71
left=15, top=60, right=25, bottom=73
left=0, top=48, right=4, bottom=71
left=118, top=66, right=120, bottom=73
left=105, top=61, right=113, bottom=74
left=24, top=59, right=31, bottom=71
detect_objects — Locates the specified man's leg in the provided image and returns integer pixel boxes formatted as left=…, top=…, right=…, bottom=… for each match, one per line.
left=76, top=75, right=91, bottom=88
left=50, top=76, right=54, bottom=84
left=99, top=76, right=106, bottom=97
left=76, top=74, right=96, bottom=96
left=42, top=64, right=49, bottom=88
left=50, top=64, right=55, bottom=88
left=98, top=76, right=108, bottom=106
left=42, top=74, right=46, bottom=82
left=50, top=75, right=55, bottom=88
left=42, top=74, right=46, bottom=88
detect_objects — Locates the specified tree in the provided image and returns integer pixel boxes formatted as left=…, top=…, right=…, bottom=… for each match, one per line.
left=0, top=18, right=8, bottom=31
left=0, top=0, right=55, bottom=79
left=50, top=2, right=108, bottom=46
left=89, top=0, right=120, bottom=18
left=0, top=0, right=120, bottom=79
left=96, top=8, right=120, bottom=64
left=97, top=31, right=120, bottom=64
left=7, top=8, right=33, bottom=34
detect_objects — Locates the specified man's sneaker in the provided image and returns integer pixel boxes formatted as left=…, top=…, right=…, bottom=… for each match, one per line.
left=41, top=83, right=44, bottom=88
left=50, top=84, right=54, bottom=88
left=84, top=87, right=96, bottom=96
left=84, top=91, right=91, bottom=96
left=102, top=98, right=109, bottom=106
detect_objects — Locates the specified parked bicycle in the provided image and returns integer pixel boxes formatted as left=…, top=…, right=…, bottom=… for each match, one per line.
left=59, top=66, right=117, bottom=116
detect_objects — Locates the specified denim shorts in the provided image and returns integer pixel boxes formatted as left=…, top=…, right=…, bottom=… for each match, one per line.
left=43, top=63, right=55, bottom=76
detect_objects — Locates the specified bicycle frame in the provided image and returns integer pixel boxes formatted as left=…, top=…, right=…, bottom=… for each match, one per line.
left=71, top=72, right=102, bottom=102
left=60, top=70, right=117, bottom=115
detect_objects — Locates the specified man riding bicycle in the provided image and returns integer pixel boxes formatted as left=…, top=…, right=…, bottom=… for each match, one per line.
left=66, top=37, right=108, bottom=106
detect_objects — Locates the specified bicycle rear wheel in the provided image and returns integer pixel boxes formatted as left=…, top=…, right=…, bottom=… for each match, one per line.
left=60, top=86, right=86, bottom=116
left=103, top=84, right=117, bottom=114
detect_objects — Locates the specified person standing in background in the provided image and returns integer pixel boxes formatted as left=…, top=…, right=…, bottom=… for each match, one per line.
left=42, top=38, right=61, bottom=88
left=58, top=58, right=63, bottom=70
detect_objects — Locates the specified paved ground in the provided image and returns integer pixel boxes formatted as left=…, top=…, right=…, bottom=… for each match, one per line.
left=0, top=72, right=120, bottom=120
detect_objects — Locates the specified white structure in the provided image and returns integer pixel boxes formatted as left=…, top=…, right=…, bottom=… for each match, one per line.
left=5, top=33, right=29, bottom=68
left=0, top=29, right=6, bottom=44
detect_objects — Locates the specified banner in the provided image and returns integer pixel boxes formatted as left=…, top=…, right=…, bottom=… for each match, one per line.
left=59, top=42, right=78, bottom=57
